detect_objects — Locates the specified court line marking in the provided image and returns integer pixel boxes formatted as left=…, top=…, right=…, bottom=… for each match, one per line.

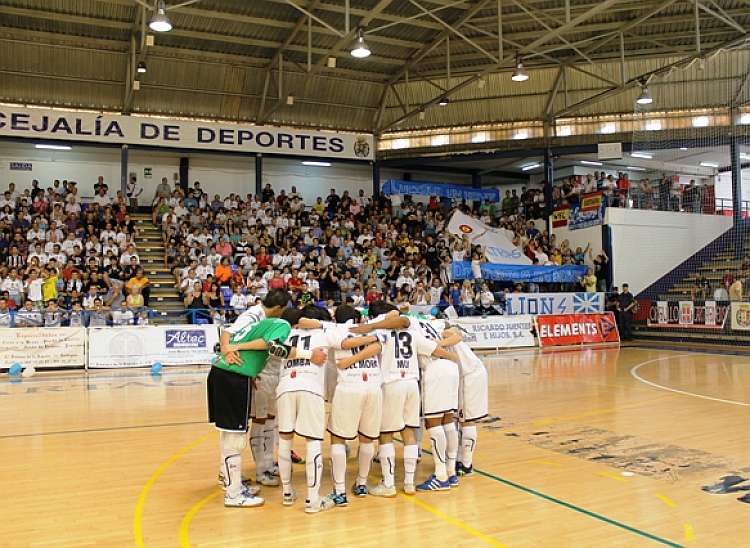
left=133, top=432, right=213, bottom=548
left=0, top=420, right=205, bottom=440
left=402, top=494, right=506, bottom=547
left=179, top=489, right=222, bottom=548
left=0, top=369, right=207, bottom=385
left=472, top=467, right=683, bottom=548
left=597, top=471, right=627, bottom=483
left=630, top=356, right=750, bottom=407
left=655, top=493, right=677, bottom=508
left=683, top=523, right=695, bottom=542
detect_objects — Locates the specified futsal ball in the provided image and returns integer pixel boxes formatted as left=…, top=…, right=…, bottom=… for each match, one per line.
left=151, top=362, right=163, bottom=375
left=21, top=365, right=36, bottom=378
left=8, top=363, right=22, bottom=377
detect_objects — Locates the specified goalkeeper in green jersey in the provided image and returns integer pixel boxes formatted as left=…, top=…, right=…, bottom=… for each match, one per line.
left=207, top=289, right=328, bottom=508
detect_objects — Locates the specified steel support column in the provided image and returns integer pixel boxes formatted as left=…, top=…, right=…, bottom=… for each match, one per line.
left=372, top=160, right=381, bottom=197
left=179, top=157, right=189, bottom=192
left=544, top=147, right=554, bottom=233
left=255, top=154, right=263, bottom=196
left=120, top=145, right=128, bottom=199
left=730, top=112, right=743, bottom=259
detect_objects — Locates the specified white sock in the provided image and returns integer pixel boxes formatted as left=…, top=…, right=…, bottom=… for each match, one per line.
left=262, top=419, right=276, bottom=472
left=330, top=443, right=347, bottom=495
left=249, top=423, right=265, bottom=477
left=306, top=440, right=323, bottom=503
left=403, top=444, right=418, bottom=486
left=223, top=453, right=243, bottom=497
left=428, top=426, right=448, bottom=481
left=356, top=442, right=375, bottom=486
left=379, top=443, right=396, bottom=488
left=278, top=438, right=293, bottom=494
left=461, top=425, right=478, bottom=467
left=444, top=422, right=459, bottom=477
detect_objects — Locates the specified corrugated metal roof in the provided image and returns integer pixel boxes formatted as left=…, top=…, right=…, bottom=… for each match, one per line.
left=0, top=0, right=747, bottom=133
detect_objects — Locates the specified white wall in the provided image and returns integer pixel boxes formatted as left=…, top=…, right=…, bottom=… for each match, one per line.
left=607, top=208, right=733, bottom=294
left=715, top=170, right=750, bottom=202
left=188, top=155, right=254, bottom=200
left=551, top=223, right=603, bottom=258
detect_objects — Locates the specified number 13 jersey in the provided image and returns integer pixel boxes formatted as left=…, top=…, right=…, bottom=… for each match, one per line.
left=376, top=327, right=437, bottom=384
left=277, top=328, right=329, bottom=398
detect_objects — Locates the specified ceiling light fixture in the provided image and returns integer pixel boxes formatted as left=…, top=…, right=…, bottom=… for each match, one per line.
left=521, top=163, right=541, bottom=171
left=149, top=0, right=172, bottom=32
left=631, top=152, right=653, bottom=159
left=302, top=161, right=331, bottom=167
left=350, top=27, right=371, bottom=59
left=626, top=166, right=646, bottom=172
left=35, top=144, right=72, bottom=151
left=700, top=161, right=719, bottom=168
left=438, top=97, right=449, bottom=106
left=680, top=147, right=689, bottom=151
left=636, top=85, right=653, bottom=105
left=137, top=61, right=147, bottom=74
left=511, top=57, right=529, bottom=82
left=581, top=160, right=603, bottom=166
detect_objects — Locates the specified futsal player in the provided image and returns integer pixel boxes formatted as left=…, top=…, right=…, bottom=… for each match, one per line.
left=352, top=302, right=459, bottom=497
left=275, top=305, right=335, bottom=513
left=208, top=289, right=326, bottom=508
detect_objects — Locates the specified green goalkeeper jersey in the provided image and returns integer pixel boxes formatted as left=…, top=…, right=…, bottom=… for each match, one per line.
left=212, top=317, right=291, bottom=378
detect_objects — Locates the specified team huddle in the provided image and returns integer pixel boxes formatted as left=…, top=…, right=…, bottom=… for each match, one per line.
left=206, top=288, right=488, bottom=513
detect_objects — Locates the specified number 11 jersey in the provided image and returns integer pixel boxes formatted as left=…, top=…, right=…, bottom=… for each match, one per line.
left=276, top=328, right=330, bottom=398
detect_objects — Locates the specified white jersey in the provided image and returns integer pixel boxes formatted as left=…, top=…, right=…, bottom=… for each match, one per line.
left=454, top=340, right=485, bottom=377
left=376, top=326, right=436, bottom=384
left=325, top=323, right=382, bottom=387
left=414, top=318, right=448, bottom=368
left=224, top=304, right=265, bottom=337
left=276, top=328, right=328, bottom=397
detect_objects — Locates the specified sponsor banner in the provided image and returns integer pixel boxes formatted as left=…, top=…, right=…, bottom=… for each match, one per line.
left=731, top=302, right=750, bottom=331
left=0, top=327, right=85, bottom=369
left=9, top=161, right=32, bottom=171
left=551, top=208, right=569, bottom=228
left=646, top=301, right=728, bottom=329
left=505, top=292, right=604, bottom=316
left=454, top=316, right=535, bottom=349
left=447, top=211, right=530, bottom=265
left=452, top=261, right=587, bottom=283
left=0, top=106, right=374, bottom=160
left=382, top=180, right=499, bottom=203
left=569, top=192, right=605, bottom=230
left=88, top=324, right=219, bottom=368
left=535, top=313, right=620, bottom=347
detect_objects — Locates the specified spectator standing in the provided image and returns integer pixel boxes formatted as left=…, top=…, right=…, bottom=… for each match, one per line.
left=617, top=284, right=636, bottom=341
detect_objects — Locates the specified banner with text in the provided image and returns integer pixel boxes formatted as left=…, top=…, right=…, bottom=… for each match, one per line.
left=382, top=180, right=499, bottom=203
left=88, top=325, right=219, bottom=368
left=0, top=106, right=374, bottom=160
left=568, top=192, right=605, bottom=230
left=505, top=292, right=605, bottom=316
left=730, top=302, right=750, bottom=331
left=452, top=262, right=587, bottom=283
left=535, top=313, right=620, bottom=347
left=646, top=300, right=728, bottom=329
left=448, top=211, right=531, bottom=265
left=0, top=327, right=86, bottom=369
left=454, top=316, right=535, bottom=349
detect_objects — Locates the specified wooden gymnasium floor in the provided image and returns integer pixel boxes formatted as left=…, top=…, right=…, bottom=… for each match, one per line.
left=1, top=346, right=749, bottom=547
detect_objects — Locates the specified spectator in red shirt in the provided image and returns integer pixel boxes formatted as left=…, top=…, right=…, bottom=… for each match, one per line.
left=268, top=271, right=286, bottom=290
left=256, top=247, right=270, bottom=269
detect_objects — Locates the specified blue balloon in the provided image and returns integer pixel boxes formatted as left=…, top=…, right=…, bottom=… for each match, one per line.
left=431, top=307, right=439, bottom=317
left=8, top=363, right=22, bottom=377
left=151, top=362, right=163, bottom=375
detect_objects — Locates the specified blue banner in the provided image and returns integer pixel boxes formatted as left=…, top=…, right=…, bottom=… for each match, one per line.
left=505, top=292, right=604, bottom=315
left=381, top=179, right=500, bottom=203
left=452, top=261, right=587, bottom=283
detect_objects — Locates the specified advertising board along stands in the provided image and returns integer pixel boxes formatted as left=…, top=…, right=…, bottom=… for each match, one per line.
left=535, top=313, right=620, bottom=348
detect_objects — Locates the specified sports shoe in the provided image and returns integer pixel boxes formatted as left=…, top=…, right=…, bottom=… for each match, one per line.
left=224, top=488, right=265, bottom=508
left=282, top=489, right=297, bottom=507
left=352, top=484, right=368, bottom=497
left=456, top=462, right=474, bottom=477
left=330, top=492, right=349, bottom=507
left=448, top=475, right=459, bottom=488
left=416, top=475, right=451, bottom=491
left=257, top=470, right=280, bottom=486
left=403, top=483, right=416, bottom=495
left=304, top=495, right=336, bottom=513
left=218, top=473, right=261, bottom=495
left=369, top=482, right=397, bottom=498
left=291, top=450, right=304, bottom=464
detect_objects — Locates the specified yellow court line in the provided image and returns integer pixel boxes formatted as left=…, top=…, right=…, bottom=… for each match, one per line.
left=402, top=494, right=506, bottom=547
left=596, top=471, right=627, bottom=483
left=683, top=522, right=695, bottom=542
left=133, top=432, right=213, bottom=548
left=179, top=490, right=223, bottom=548
left=654, top=493, right=677, bottom=508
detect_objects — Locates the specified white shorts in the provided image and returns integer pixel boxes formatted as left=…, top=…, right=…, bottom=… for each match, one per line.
left=277, top=391, right=325, bottom=440
left=250, top=372, right=278, bottom=420
left=328, top=385, right=383, bottom=440
left=459, top=367, right=489, bottom=422
left=324, top=359, right=337, bottom=403
left=381, top=379, right=420, bottom=433
left=422, top=359, right=459, bottom=418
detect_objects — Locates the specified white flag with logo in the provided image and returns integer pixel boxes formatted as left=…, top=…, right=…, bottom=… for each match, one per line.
left=447, top=211, right=531, bottom=265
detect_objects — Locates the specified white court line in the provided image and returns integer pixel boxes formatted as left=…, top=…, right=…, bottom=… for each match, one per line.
left=630, top=354, right=750, bottom=407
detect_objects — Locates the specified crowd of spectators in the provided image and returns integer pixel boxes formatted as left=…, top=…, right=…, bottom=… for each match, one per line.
left=0, top=177, right=151, bottom=327
left=154, top=178, right=606, bottom=322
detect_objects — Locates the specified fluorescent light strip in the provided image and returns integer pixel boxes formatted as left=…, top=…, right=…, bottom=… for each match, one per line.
left=521, top=163, right=541, bottom=171
left=700, top=161, right=719, bottom=168
left=580, top=160, right=603, bottom=166
left=35, top=144, right=72, bottom=150
left=630, top=152, right=653, bottom=159
left=740, top=153, right=750, bottom=160
left=301, top=161, right=331, bottom=167
left=626, top=166, right=646, bottom=172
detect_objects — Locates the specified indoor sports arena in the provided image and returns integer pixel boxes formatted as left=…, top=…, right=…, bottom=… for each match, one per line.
left=1, top=1, right=749, bottom=546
